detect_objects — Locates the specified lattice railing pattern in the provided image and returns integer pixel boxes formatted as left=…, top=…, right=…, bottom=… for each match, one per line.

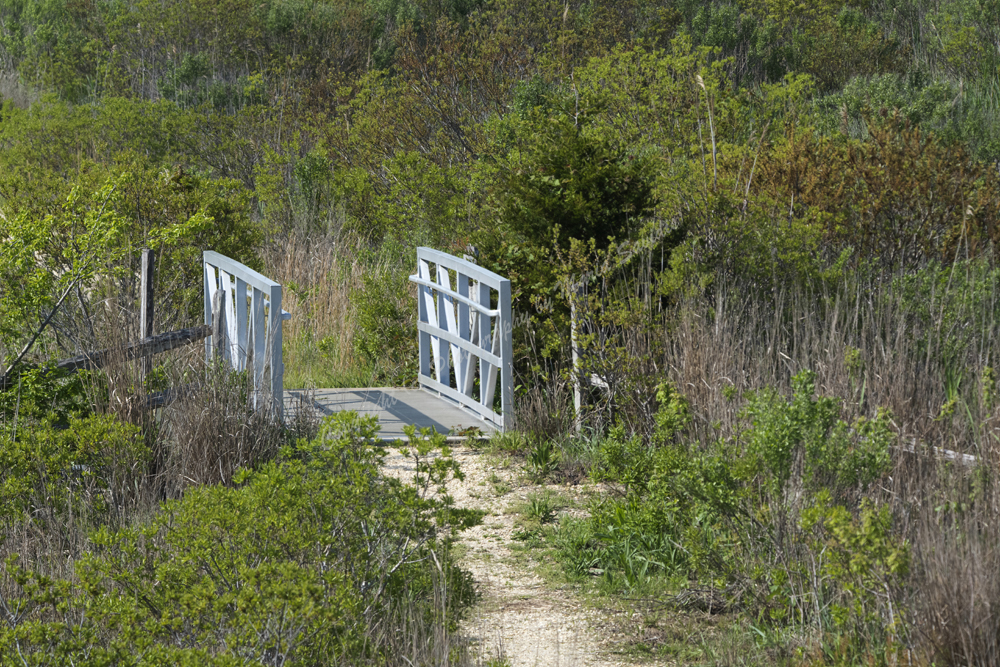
left=203, top=251, right=290, bottom=421
left=410, top=248, right=513, bottom=431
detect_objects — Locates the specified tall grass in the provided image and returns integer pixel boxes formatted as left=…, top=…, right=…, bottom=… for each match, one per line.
left=539, top=255, right=1000, bottom=664
left=908, top=460, right=1000, bottom=667
left=261, top=232, right=413, bottom=389
left=661, top=261, right=1000, bottom=458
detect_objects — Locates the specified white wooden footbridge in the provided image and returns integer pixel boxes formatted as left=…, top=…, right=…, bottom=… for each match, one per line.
left=203, top=248, right=513, bottom=441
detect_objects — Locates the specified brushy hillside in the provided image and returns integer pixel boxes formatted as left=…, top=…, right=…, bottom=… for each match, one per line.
left=2, top=0, right=1000, bottom=664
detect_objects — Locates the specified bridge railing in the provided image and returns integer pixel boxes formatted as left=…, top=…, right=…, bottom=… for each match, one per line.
left=410, top=247, right=513, bottom=431
left=203, top=251, right=290, bottom=421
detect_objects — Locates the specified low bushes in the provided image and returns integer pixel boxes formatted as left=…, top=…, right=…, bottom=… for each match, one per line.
left=0, top=412, right=480, bottom=666
left=513, top=254, right=1000, bottom=664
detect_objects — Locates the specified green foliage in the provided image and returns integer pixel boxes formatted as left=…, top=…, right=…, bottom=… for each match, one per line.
left=593, top=425, right=658, bottom=497
left=0, top=99, right=266, bottom=343
left=815, top=72, right=961, bottom=138
left=523, top=492, right=558, bottom=524
left=499, top=112, right=657, bottom=253
left=0, top=412, right=144, bottom=524
left=751, top=117, right=1000, bottom=267
left=883, top=257, right=1000, bottom=424
left=526, top=437, right=559, bottom=482
left=553, top=371, right=897, bottom=642
left=0, top=412, right=480, bottom=665
left=894, top=258, right=1000, bottom=366
left=0, top=179, right=131, bottom=361
left=0, top=365, right=89, bottom=424
left=800, top=493, right=909, bottom=638
left=654, top=381, right=692, bottom=442
left=352, top=257, right=418, bottom=386
left=742, top=370, right=893, bottom=497
left=513, top=491, right=563, bottom=542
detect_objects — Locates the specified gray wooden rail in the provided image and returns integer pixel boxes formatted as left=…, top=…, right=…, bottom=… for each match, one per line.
left=410, top=247, right=513, bottom=431
left=0, top=326, right=211, bottom=391
left=55, top=326, right=210, bottom=373
left=1, top=251, right=290, bottom=422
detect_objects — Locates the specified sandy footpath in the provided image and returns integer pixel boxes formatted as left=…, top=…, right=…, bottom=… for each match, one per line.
left=381, top=445, right=632, bottom=667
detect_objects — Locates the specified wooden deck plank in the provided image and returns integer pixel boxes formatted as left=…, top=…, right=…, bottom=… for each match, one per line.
left=284, top=388, right=495, bottom=442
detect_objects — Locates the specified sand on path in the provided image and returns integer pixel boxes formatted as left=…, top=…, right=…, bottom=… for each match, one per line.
left=381, top=446, right=631, bottom=667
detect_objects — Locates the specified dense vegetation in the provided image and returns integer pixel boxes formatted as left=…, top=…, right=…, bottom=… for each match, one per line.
left=2, top=0, right=1000, bottom=663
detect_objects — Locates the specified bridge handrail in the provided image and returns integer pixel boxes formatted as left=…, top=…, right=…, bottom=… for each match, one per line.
left=408, top=275, right=500, bottom=316
left=409, top=247, right=513, bottom=431
left=203, top=251, right=288, bottom=421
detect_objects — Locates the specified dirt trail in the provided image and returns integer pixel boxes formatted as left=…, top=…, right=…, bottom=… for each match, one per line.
left=382, top=446, right=631, bottom=667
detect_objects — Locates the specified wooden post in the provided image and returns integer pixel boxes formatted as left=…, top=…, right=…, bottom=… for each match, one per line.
left=212, top=288, right=228, bottom=364
left=140, top=248, right=155, bottom=376
left=268, top=283, right=283, bottom=422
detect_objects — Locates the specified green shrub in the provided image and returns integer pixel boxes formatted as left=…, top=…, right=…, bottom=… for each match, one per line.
left=0, top=412, right=480, bottom=665
left=741, top=370, right=893, bottom=500
left=352, top=265, right=418, bottom=386
left=799, top=492, right=909, bottom=642
left=814, top=72, right=960, bottom=140
left=0, top=365, right=90, bottom=425
left=499, top=113, right=657, bottom=253
left=526, top=437, right=559, bottom=482
left=592, top=426, right=657, bottom=496
left=555, top=370, right=899, bottom=640
left=0, top=412, right=145, bottom=524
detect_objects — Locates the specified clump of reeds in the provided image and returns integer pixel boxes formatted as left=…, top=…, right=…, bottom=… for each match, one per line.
left=907, top=459, right=1000, bottom=667
left=660, top=263, right=1000, bottom=459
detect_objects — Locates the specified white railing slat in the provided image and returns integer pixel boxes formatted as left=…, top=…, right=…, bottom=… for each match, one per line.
left=498, top=278, right=513, bottom=425
left=204, top=252, right=286, bottom=421
left=438, top=264, right=463, bottom=391
left=268, top=283, right=283, bottom=416
left=219, top=270, right=239, bottom=368
left=419, top=259, right=442, bottom=384
left=408, top=275, right=500, bottom=316
left=483, top=313, right=500, bottom=409
left=235, top=278, right=249, bottom=373
left=251, top=286, right=266, bottom=408
left=435, top=264, right=452, bottom=385
left=415, top=321, right=502, bottom=366
left=458, top=273, right=476, bottom=397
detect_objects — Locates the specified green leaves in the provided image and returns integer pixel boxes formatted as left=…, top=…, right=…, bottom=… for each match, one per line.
left=0, top=412, right=144, bottom=523
left=352, top=258, right=419, bottom=385
left=499, top=113, right=657, bottom=253
left=0, top=412, right=480, bottom=665
left=0, top=180, right=129, bottom=363
left=742, top=369, right=893, bottom=497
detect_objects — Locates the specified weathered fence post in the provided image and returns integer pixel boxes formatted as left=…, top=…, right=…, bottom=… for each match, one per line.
left=139, top=248, right=155, bottom=376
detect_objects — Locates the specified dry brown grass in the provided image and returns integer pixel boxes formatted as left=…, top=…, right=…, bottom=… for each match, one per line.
left=661, top=273, right=1000, bottom=664
left=908, top=461, right=1000, bottom=667
left=656, top=273, right=1000, bottom=458
left=553, top=259, right=1000, bottom=664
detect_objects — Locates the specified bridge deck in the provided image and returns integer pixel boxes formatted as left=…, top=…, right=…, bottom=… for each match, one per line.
left=284, top=388, right=496, bottom=442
